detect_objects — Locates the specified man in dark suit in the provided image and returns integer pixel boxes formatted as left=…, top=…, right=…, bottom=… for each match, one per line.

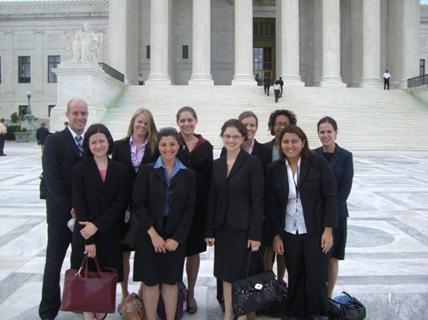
left=39, top=98, right=88, bottom=320
left=36, top=122, right=51, bottom=153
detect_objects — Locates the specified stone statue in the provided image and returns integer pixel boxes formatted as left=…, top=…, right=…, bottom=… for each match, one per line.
left=66, top=22, right=103, bottom=63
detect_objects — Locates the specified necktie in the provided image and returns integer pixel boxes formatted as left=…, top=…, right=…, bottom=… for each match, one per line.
left=75, top=135, right=83, bottom=157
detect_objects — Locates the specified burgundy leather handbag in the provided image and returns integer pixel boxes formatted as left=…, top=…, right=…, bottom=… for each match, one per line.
left=60, top=255, right=118, bottom=313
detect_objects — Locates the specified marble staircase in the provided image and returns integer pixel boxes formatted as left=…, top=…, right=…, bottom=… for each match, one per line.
left=103, top=85, right=428, bottom=151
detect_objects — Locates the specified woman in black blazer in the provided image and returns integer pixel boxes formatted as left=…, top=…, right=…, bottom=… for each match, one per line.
left=206, top=119, right=264, bottom=320
left=268, top=125, right=338, bottom=319
left=71, top=124, right=130, bottom=320
left=315, top=116, right=354, bottom=299
left=132, top=128, right=196, bottom=320
left=112, top=107, right=159, bottom=305
left=175, top=106, right=213, bottom=314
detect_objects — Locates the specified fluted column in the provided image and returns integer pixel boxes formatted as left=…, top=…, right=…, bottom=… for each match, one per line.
left=232, top=0, right=256, bottom=85
left=189, top=0, right=213, bottom=85
left=278, top=0, right=304, bottom=86
left=320, top=0, right=345, bottom=87
left=147, top=0, right=171, bottom=85
left=361, top=0, right=381, bottom=87
left=400, top=0, right=420, bottom=89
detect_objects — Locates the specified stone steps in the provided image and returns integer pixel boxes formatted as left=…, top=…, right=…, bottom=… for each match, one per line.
left=103, top=86, right=428, bottom=151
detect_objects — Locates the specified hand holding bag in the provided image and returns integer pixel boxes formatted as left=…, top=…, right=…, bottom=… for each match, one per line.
left=60, top=255, right=118, bottom=313
left=232, top=251, right=282, bottom=316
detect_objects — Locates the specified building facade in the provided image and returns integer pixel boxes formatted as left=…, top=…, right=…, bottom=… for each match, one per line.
left=0, top=0, right=424, bottom=121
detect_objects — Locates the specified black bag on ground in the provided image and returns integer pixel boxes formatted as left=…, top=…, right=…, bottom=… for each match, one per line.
left=39, top=172, right=47, bottom=200
left=232, top=251, right=282, bottom=317
left=262, top=279, right=288, bottom=318
left=328, top=291, right=366, bottom=320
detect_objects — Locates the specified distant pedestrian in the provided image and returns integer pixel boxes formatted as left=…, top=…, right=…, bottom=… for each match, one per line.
left=278, top=77, right=284, bottom=97
left=137, top=73, right=145, bottom=86
left=274, top=81, right=281, bottom=103
left=264, top=75, right=272, bottom=96
left=36, top=122, right=51, bottom=152
left=0, top=118, right=6, bottom=156
left=383, top=70, right=391, bottom=90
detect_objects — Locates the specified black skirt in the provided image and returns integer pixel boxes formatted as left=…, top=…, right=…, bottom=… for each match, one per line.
left=133, top=226, right=186, bottom=286
left=185, top=207, right=207, bottom=256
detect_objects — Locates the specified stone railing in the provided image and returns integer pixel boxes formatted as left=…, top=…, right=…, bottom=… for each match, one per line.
left=98, top=62, right=125, bottom=83
left=407, top=74, right=428, bottom=88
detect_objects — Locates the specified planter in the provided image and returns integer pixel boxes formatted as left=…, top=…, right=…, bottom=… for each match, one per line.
left=14, top=131, right=30, bottom=142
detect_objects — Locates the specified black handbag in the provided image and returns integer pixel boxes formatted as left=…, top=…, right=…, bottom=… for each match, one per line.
left=232, top=251, right=282, bottom=316
left=328, top=291, right=366, bottom=320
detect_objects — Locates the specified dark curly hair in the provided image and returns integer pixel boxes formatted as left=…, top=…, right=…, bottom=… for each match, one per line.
left=83, top=123, right=114, bottom=156
left=268, top=109, right=297, bottom=136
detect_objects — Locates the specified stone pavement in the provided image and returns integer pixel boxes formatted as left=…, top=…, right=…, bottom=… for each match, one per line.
left=0, top=142, right=427, bottom=320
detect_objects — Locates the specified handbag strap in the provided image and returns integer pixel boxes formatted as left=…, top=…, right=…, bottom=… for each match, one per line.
left=77, top=255, right=102, bottom=278
left=243, top=249, right=265, bottom=278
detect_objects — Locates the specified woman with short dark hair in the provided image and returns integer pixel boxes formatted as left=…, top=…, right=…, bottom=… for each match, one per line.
left=71, top=123, right=130, bottom=320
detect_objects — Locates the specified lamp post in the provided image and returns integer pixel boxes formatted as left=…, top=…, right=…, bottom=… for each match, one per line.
left=25, top=91, right=34, bottom=129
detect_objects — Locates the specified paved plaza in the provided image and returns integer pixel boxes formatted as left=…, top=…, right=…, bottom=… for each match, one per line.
left=0, top=142, right=428, bottom=319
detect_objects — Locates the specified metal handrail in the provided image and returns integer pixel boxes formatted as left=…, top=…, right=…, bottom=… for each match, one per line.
left=408, top=74, right=428, bottom=88
left=98, top=62, right=125, bottom=83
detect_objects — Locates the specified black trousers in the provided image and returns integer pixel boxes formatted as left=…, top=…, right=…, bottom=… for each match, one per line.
left=384, top=78, right=390, bottom=90
left=39, top=221, right=72, bottom=319
left=283, top=232, right=330, bottom=318
left=274, top=89, right=281, bottom=103
left=264, top=85, right=270, bottom=96
left=0, top=134, right=5, bottom=155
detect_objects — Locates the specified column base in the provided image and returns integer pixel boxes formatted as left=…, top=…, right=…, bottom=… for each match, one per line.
left=283, top=77, right=305, bottom=87
left=320, top=77, right=346, bottom=87
left=400, top=79, right=409, bottom=89
left=360, top=78, right=382, bottom=88
left=232, top=75, right=257, bottom=86
left=146, top=74, right=172, bottom=86
left=188, top=74, right=214, bottom=86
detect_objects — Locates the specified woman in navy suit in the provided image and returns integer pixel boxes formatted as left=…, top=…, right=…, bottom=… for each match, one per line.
left=206, top=119, right=264, bottom=320
left=71, top=124, right=130, bottom=320
left=132, top=128, right=196, bottom=320
left=315, top=116, right=354, bottom=298
left=268, top=125, right=338, bottom=319
left=112, top=107, right=159, bottom=304
left=176, top=106, right=213, bottom=314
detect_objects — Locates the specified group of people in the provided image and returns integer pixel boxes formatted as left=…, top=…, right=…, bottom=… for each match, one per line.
left=264, top=76, right=284, bottom=103
left=38, top=97, right=354, bottom=320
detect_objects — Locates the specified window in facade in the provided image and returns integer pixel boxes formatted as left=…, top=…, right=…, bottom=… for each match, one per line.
left=48, top=104, right=55, bottom=117
left=182, top=45, right=189, bottom=59
left=19, top=105, right=28, bottom=117
left=253, top=47, right=273, bottom=78
left=146, top=45, right=151, bottom=59
left=48, top=55, right=60, bottom=83
left=18, top=56, right=31, bottom=83
left=420, top=59, right=425, bottom=76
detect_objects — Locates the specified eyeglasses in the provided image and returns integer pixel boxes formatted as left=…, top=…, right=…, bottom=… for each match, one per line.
left=223, top=134, right=243, bottom=140
left=275, top=122, right=289, bottom=127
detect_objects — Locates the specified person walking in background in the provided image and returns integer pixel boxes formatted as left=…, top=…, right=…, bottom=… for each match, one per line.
left=0, top=118, right=7, bottom=156
left=132, top=128, right=196, bottom=320
left=206, top=119, right=264, bottom=320
left=278, top=77, right=284, bottom=97
left=71, top=123, right=130, bottom=320
left=264, top=75, right=272, bottom=96
left=137, top=73, right=145, bottom=85
left=39, top=98, right=88, bottom=320
left=36, top=122, right=51, bottom=153
left=383, top=69, right=391, bottom=90
left=268, top=125, right=337, bottom=319
left=176, top=106, right=213, bottom=314
left=274, top=80, right=281, bottom=103
left=112, top=108, right=159, bottom=307
left=315, top=116, right=354, bottom=299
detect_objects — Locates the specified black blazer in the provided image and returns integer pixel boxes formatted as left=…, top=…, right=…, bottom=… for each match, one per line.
left=264, top=138, right=276, bottom=164
left=266, top=153, right=338, bottom=237
left=206, top=150, right=264, bottom=241
left=315, top=144, right=353, bottom=219
left=112, top=138, right=159, bottom=208
left=132, top=163, right=196, bottom=244
left=43, top=128, right=82, bottom=225
left=72, top=157, right=130, bottom=245
left=36, top=127, right=50, bottom=145
left=220, top=139, right=270, bottom=172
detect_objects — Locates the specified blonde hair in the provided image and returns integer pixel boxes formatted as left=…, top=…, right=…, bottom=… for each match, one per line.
left=125, top=108, right=158, bottom=154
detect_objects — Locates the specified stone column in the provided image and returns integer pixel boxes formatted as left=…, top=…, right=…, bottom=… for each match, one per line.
left=189, top=0, right=213, bottom=85
left=232, top=0, right=256, bottom=85
left=278, top=0, right=304, bottom=86
left=400, top=0, right=420, bottom=89
left=360, top=0, right=381, bottom=87
left=320, top=0, right=345, bottom=86
left=147, top=0, right=171, bottom=85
